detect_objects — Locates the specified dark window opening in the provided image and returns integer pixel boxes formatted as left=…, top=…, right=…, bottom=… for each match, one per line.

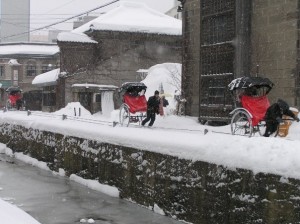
left=27, top=65, right=36, bottom=76
left=95, top=93, right=101, bottom=103
left=0, top=66, right=4, bottom=77
left=43, top=93, right=56, bottom=106
left=78, top=92, right=92, bottom=111
left=42, top=65, right=52, bottom=74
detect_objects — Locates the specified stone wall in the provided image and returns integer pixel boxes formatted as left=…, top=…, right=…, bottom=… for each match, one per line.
left=1, top=123, right=300, bottom=223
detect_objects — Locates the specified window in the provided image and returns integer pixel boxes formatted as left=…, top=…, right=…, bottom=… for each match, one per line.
left=27, top=65, right=36, bottom=76
left=95, top=93, right=101, bottom=103
left=0, top=66, right=4, bottom=77
left=42, top=65, right=51, bottom=73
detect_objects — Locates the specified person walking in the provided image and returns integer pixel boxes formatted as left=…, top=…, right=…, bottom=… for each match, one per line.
left=263, top=99, right=299, bottom=137
left=142, top=90, right=160, bottom=127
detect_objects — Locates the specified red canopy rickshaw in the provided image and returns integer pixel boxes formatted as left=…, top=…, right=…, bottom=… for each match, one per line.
left=118, top=82, right=147, bottom=126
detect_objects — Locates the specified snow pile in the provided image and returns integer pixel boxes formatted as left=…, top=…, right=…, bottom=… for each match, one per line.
left=0, top=198, right=41, bottom=224
left=153, top=203, right=165, bottom=216
left=142, top=63, right=182, bottom=114
left=53, top=102, right=92, bottom=117
left=70, top=174, right=119, bottom=198
left=14, top=153, right=50, bottom=171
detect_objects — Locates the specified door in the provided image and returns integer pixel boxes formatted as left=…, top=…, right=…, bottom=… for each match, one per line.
left=199, top=0, right=235, bottom=122
left=78, top=92, right=92, bottom=112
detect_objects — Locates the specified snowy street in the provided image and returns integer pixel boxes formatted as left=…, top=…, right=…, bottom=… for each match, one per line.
left=0, top=154, right=181, bottom=224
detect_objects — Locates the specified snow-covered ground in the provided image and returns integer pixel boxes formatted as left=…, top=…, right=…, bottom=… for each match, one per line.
left=0, top=198, right=41, bottom=224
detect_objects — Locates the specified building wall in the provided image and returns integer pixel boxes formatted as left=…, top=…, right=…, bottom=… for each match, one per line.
left=0, top=0, right=30, bottom=42
left=57, top=42, right=97, bottom=109
left=251, top=0, right=299, bottom=106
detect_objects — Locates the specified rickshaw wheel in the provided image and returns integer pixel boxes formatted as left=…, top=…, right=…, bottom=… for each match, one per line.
left=119, top=104, right=130, bottom=127
left=257, top=121, right=278, bottom=137
left=231, top=110, right=253, bottom=137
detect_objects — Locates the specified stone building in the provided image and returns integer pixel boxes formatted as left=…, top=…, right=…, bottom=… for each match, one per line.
left=0, top=43, right=59, bottom=110
left=181, top=0, right=300, bottom=122
left=56, top=2, right=182, bottom=114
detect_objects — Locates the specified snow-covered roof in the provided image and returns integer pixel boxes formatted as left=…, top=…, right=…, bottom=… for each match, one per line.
left=57, top=32, right=98, bottom=44
left=58, top=2, right=182, bottom=43
left=0, top=44, right=59, bottom=56
left=32, top=68, right=60, bottom=86
left=72, top=83, right=118, bottom=90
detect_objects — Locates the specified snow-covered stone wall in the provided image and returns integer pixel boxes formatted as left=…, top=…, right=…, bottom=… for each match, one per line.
left=1, top=123, right=300, bottom=223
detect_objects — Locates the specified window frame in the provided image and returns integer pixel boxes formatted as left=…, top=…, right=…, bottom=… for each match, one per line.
left=26, top=65, right=37, bottom=77
left=0, top=66, right=4, bottom=77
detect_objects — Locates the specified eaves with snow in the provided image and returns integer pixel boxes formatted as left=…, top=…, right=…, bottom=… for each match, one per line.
left=32, top=68, right=60, bottom=87
left=57, top=32, right=98, bottom=44
left=57, top=1, right=182, bottom=43
left=0, top=43, right=59, bottom=57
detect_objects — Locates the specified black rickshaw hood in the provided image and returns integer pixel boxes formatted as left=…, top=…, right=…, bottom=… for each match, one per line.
left=228, top=76, right=274, bottom=93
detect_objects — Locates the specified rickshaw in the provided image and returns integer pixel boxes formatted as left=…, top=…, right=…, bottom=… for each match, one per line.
left=118, top=82, right=147, bottom=126
left=228, top=76, right=274, bottom=137
left=5, top=86, right=24, bottom=110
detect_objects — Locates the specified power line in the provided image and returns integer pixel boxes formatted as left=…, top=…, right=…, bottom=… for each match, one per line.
left=43, top=0, right=78, bottom=15
left=0, top=0, right=120, bottom=41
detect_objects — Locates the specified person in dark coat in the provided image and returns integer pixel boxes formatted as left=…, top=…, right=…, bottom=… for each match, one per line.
left=263, top=99, right=299, bottom=137
left=142, top=90, right=160, bottom=126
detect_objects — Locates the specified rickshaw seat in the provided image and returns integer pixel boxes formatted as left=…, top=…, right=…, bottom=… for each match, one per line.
left=241, top=95, right=270, bottom=126
left=123, top=93, right=147, bottom=114
left=9, top=94, right=22, bottom=106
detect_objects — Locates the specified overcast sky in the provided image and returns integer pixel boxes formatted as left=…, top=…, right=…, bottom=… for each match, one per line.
left=30, top=0, right=176, bottom=32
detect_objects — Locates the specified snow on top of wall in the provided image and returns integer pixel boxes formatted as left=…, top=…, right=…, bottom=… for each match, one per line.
left=59, top=1, right=182, bottom=43
left=0, top=44, right=59, bottom=56
left=57, top=32, right=97, bottom=43
left=32, top=68, right=60, bottom=86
